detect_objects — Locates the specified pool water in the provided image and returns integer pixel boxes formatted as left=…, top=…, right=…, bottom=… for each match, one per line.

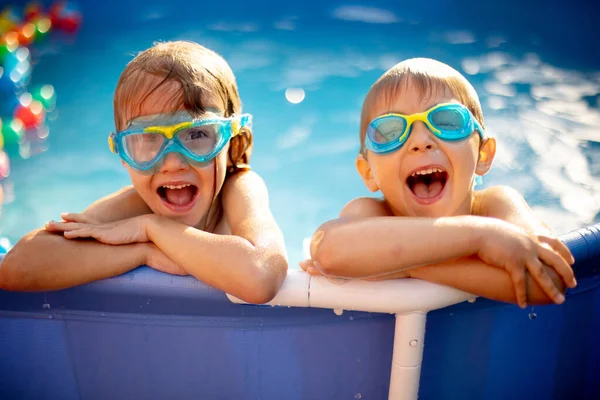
left=1, top=0, right=599, bottom=266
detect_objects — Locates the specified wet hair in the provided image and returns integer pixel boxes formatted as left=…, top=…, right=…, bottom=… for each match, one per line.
left=359, top=58, right=485, bottom=154
left=114, top=40, right=252, bottom=172
left=113, top=41, right=252, bottom=231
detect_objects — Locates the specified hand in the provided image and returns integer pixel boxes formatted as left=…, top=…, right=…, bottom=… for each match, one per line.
left=45, top=213, right=152, bottom=245
left=477, top=219, right=576, bottom=308
left=299, top=259, right=323, bottom=276
left=144, top=243, right=187, bottom=276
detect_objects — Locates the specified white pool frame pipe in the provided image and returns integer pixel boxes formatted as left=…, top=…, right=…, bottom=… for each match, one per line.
left=228, top=270, right=475, bottom=400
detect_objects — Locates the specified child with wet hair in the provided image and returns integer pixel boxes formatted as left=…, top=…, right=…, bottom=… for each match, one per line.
left=302, top=58, right=576, bottom=308
left=0, top=41, right=287, bottom=304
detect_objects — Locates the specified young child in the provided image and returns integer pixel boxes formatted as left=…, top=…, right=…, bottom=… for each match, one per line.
left=0, top=41, right=287, bottom=304
left=301, top=58, right=576, bottom=308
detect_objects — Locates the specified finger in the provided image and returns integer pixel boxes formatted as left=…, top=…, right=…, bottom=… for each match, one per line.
left=299, top=259, right=312, bottom=271
left=61, top=212, right=85, bottom=223
left=45, top=221, right=87, bottom=232
left=509, top=264, right=528, bottom=309
left=539, top=236, right=575, bottom=265
left=527, top=258, right=566, bottom=305
left=538, top=244, right=577, bottom=288
left=63, top=228, right=93, bottom=239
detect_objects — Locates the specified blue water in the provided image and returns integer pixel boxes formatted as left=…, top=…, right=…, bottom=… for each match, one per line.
left=1, top=0, right=599, bottom=266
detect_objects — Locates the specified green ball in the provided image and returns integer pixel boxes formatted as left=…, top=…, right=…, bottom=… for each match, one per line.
left=1, top=119, right=24, bottom=156
left=31, top=85, right=56, bottom=111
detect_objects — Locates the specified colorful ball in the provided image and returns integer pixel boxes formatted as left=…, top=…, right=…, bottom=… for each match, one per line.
left=24, top=2, right=43, bottom=22
left=0, top=34, right=18, bottom=63
left=31, top=84, right=56, bottom=111
left=14, top=101, right=45, bottom=129
left=0, top=66, right=17, bottom=94
left=50, top=1, right=81, bottom=34
left=17, top=22, right=37, bottom=46
left=0, top=7, right=20, bottom=35
left=1, top=117, right=24, bottom=147
left=0, top=150, right=9, bottom=179
left=33, top=17, right=52, bottom=42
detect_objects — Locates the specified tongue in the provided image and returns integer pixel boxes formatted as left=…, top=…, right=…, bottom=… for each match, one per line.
left=165, top=186, right=195, bottom=205
left=412, top=181, right=444, bottom=199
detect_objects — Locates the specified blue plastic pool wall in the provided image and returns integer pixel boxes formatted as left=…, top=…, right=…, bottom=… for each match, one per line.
left=0, top=246, right=598, bottom=400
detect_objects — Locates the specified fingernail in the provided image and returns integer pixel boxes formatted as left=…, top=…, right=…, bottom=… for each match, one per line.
left=557, top=293, right=565, bottom=304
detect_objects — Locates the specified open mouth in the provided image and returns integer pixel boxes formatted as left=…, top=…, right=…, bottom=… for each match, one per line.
left=406, top=167, right=448, bottom=200
left=157, top=183, right=199, bottom=209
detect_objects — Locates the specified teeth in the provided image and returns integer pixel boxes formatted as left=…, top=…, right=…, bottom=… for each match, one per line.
left=162, top=184, right=191, bottom=190
left=411, top=168, right=444, bottom=177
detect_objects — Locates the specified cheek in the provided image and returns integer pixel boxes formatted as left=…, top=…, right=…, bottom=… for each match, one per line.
left=125, top=167, right=153, bottom=195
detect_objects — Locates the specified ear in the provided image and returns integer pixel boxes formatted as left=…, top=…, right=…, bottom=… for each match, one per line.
left=476, top=137, right=496, bottom=176
left=356, top=153, right=379, bottom=192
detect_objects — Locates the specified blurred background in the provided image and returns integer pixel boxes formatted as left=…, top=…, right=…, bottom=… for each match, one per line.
left=1, top=0, right=599, bottom=265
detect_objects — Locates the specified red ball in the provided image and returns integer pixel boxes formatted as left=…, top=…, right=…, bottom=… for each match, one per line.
left=24, top=2, right=44, bottom=22
left=14, top=103, right=45, bottom=129
left=59, top=14, right=81, bottom=33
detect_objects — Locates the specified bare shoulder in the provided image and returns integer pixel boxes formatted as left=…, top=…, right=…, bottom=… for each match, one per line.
left=222, top=170, right=269, bottom=211
left=473, top=185, right=525, bottom=217
left=84, top=185, right=152, bottom=223
left=340, top=197, right=391, bottom=218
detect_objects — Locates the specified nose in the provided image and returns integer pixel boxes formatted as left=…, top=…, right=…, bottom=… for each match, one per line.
left=405, top=121, right=437, bottom=153
left=159, top=151, right=190, bottom=173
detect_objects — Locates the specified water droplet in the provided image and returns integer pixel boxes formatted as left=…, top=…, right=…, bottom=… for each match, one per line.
left=449, top=313, right=454, bottom=317
left=146, top=299, right=152, bottom=305
left=333, top=308, right=344, bottom=316
left=349, top=316, right=354, bottom=321
left=42, top=303, right=51, bottom=309
left=528, top=312, right=537, bottom=320
left=48, top=315, right=54, bottom=319
left=354, top=393, right=362, bottom=399
left=409, top=339, right=419, bottom=347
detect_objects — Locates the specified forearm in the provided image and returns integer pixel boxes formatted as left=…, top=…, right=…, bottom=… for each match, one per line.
left=312, top=216, right=487, bottom=277
left=409, top=256, right=565, bottom=305
left=146, top=216, right=284, bottom=303
left=0, top=229, right=146, bottom=292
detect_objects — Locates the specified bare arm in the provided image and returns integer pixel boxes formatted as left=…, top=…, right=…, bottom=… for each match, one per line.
left=309, top=197, right=497, bottom=278
left=406, top=187, right=574, bottom=305
left=143, top=171, right=287, bottom=304
left=0, top=186, right=154, bottom=291
left=409, top=256, right=563, bottom=305
left=308, top=194, right=571, bottom=306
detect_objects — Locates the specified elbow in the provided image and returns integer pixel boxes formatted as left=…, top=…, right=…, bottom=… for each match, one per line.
left=0, top=249, right=32, bottom=292
left=309, top=220, right=346, bottom=277
left=236, top=252, right=288, bottom=305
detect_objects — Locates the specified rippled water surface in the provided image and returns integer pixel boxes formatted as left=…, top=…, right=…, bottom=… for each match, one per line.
left=2, top=0, right=599, bottom=265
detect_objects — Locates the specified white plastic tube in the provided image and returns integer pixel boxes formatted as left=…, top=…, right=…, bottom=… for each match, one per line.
left=228, top=270, right=474, bottom=313
left=227, top=270, right=475, bottom=400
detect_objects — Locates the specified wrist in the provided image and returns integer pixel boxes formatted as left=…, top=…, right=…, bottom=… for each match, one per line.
left=141, top=214, right=162, bottom=243
left=134, top=242, right=153, bottom=267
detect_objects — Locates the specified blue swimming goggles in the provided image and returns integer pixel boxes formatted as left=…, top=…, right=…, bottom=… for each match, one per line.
left=108, top=111, right=252, bottom=172
left=364, top=103, right=485, bottom=154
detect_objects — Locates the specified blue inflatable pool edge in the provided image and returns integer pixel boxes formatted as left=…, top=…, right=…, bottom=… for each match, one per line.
left=0, top=223, right=599, bottom=400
